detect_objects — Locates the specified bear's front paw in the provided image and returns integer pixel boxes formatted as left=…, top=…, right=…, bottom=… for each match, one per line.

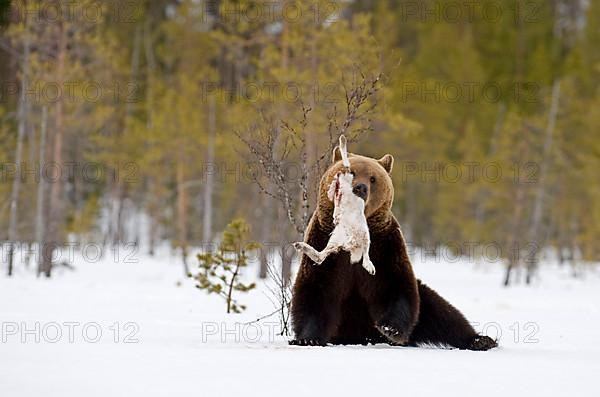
left=466, top=335, right=498, bottom=351
left=362, top=259, right=376, bottom=275
left=375, top=324, right=409, bottom=346
left=289, top=338, right=327, bottom=347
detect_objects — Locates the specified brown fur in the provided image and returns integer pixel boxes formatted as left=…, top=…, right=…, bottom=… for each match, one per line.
left=290, top=149, right=497, bottom=350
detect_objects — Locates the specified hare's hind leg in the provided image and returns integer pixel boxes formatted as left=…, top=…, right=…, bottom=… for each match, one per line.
left=293, top=240, right=342, bottom=265
left=293, top=242, right=322, bottom=264
left=349, top=247, right=363, bottom=264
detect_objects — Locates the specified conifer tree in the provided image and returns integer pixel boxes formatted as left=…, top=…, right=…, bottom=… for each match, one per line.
left=195, top=218, right=258, bottom=313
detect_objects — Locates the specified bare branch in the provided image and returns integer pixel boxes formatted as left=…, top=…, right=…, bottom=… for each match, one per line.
left=234, top=67, right=383, bottom=237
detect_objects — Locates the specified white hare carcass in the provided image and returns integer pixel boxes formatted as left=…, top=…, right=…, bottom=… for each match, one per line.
left=293, top=136, right=375, bottom=275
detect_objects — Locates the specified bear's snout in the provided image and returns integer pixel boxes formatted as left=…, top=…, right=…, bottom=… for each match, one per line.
left=352, top=183, right=368, bottom=201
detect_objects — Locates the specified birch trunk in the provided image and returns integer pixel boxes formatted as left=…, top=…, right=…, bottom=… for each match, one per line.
left=503, top=182, right=525, bottom=286
left=203, top=95, right=216, bottom=242
left=526, top=80, right=561, bottom=284
left=176, top=154, right=190, bottom=276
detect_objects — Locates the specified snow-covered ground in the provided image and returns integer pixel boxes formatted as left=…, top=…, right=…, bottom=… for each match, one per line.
left=1, top=247, right=599, bottom=396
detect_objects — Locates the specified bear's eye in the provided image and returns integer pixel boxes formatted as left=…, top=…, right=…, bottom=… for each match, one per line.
left=370, top=176, right=376, bottom=183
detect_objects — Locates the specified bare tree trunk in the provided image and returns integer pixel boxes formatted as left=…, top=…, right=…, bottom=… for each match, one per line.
left=126, top=23, right=142, bottom=117
left=35, top=107, right=48, bottom=277
left=7, top=10, right=31, bottom=276
left=569, top=218, right=578, bottom=278
left=108, top=22, right=141, bottom=248
left=44, top=21, right=67, bottom=278
left=303, top=33, right=319, bottom=210
left=504, top=182, right=525, bottom=286
left=276, top=206, right=292, bottom=283
left=115, top=186, right=126, bottom=243
left=281, top=242, right=292, bottom=283
left=176, top=154, right=190, bottom=276
left=102, top=179, right=122, bottom=250
left=147, top=181, right=159, bottom=256
left=203, top=95, right=216, bottom=242
left=526, top=80, right=561, bottom=284
left=259, top=195, right=272, bottom=279
left=144, top=16, right=158, bottom=256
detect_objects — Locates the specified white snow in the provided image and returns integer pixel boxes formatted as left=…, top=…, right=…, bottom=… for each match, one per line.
left=1, top=247, right=599, bottom=396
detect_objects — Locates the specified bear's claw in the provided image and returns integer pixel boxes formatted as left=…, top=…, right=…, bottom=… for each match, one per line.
left=289, top=338, right=327, bottom=347
left=466, top=335, right=498, bottom=351
left=375, top=324, right=409, bottom=346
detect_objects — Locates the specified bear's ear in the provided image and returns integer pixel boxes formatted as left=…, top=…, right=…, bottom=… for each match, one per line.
left=332, top=146, right=343, bottom=163
left=378, top=154, right=394, bottom=174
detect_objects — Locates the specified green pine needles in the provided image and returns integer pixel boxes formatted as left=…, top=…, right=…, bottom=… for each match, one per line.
left=195, top=218, right=258, bottom=313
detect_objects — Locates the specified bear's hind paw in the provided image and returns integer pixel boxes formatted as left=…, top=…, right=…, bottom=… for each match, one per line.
left=466, top=335, right=498, bottom=351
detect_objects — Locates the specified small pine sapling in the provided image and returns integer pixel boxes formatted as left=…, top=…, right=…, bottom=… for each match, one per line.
left=195, top=218, right=258, bottom=313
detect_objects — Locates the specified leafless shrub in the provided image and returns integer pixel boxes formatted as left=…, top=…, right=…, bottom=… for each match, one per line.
left=235, top=68, right=382, bottom=237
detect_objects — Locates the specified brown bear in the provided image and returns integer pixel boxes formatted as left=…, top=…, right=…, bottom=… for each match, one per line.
left=290, top=148, right=497, bottom=350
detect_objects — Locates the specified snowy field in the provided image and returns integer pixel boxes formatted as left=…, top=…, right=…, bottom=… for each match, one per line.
left=1, top=247, right=599, bottom=397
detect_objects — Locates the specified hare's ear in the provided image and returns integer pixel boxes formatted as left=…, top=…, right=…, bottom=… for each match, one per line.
left=327, top=175, right=338, bottom=201
left=332, top=146, right=343, bottom=163
left=339, top=135, right=347, bottom=154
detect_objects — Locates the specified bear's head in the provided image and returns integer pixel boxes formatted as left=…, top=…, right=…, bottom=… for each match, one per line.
left=316, top=145, right=394, bottom=230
